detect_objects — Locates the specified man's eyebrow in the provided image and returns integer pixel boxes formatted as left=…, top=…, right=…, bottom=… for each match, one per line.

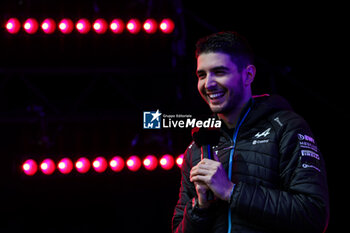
left=211, top=66, right=230, bottom=71
left=197, top=66, right=230, bottom=73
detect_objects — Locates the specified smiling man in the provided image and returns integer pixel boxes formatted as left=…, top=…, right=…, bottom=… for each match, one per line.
left=196, top=51, right=255, bottom=129
left=172, top=32, right=329, bottom=233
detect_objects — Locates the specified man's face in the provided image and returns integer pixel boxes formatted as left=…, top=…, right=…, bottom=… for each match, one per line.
left=196, top=52, right=245, bottom=114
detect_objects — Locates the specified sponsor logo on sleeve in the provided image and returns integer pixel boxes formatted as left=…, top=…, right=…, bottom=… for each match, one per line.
left=301, top=150, right=320, bottom=160
left=298, top=134, right=315, bottom=144
left=300, top=150, right=321, bottom=172
left=302, top=163, right=321, bottom=172
left=297, top=133, right=321, bottom=172
left=299, top=141, right=318, bottom=152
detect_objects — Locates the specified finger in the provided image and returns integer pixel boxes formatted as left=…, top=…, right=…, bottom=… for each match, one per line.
left=201, top=158, right=221, bottom=167
left=190, top=167, right=209, bottom=180
left=191, top=162, right=220, bottom=180
left=194, top=180, right=208, bottom=189
left=190, top=164, right=200, bottom=175
left=194, top=180, right=207, bottom=187
left=201, top=158, right=214, bottom=164
left=190, top=161, right=211, bottom=175
left=197, top=163, right=213, bottom=171
left=191, top=174, right=209, bottom=184
left=194, top=181, right=209, bottom=193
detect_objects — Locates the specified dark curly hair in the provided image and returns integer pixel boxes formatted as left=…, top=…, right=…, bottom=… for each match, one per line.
left=195, top=31, right=254, bottom=72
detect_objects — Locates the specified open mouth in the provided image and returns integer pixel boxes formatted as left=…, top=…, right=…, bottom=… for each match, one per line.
left=208, top=91, right=225, bottom=100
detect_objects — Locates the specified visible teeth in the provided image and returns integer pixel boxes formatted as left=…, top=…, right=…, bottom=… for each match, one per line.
left=209, top=92, right=225, bottom=99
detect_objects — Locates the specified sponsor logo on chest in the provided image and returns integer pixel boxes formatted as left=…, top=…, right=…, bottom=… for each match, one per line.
left=252, top=127, right=271, bottom=145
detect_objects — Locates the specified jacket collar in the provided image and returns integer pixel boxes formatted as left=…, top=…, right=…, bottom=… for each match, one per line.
left=215, top=94, right=294, bottom=139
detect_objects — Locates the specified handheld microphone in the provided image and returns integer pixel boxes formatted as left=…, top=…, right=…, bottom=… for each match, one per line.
left=191, top=127, right=221, bottom=200
left=192, top=127, right=221, bottom=159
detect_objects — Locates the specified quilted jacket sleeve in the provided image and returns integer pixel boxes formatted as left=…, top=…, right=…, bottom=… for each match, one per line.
left=172, top=144, right=217, bottom=233
left=229, top=113, right=330, bottom=233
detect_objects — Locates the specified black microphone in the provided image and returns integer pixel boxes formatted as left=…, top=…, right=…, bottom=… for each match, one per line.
left=191, top=127, right=221, bottom=201
left=192, top=127, right=221, bottom=159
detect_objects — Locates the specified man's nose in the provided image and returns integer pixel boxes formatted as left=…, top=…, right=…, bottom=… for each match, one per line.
left=205, top=73, right=217, bottom=89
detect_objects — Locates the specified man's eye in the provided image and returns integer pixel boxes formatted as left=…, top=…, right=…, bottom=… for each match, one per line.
left=215, top=71, right=226, bottom=76
left=197, top=73, right=206, bottom=79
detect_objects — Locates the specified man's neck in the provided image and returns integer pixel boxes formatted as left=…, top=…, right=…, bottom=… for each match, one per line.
left=217, top=98, right=251, bottom=129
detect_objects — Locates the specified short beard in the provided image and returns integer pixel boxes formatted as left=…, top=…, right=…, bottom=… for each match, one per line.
left=211, top=77, right=245, bottom=115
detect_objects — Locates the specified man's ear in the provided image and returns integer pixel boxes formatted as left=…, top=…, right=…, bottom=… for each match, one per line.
left=243, top=65, right=256, bottom=86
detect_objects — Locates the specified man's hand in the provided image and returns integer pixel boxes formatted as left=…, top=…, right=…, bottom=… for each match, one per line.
left=193, top=181, right=211, bottom=208
left=190, top=156, right=234, bottom=205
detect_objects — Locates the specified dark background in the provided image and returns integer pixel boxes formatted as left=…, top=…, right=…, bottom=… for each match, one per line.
left=0, top=0, right=347, bottom=232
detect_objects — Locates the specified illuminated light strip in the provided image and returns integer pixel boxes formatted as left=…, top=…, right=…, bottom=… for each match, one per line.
left=76, top=18, right=91, bottom=34
left=22, top=159, right=37, bottom=176
left=58, top=18, right=74, bottom=34
left=143, top=19, right=157, bottom=34
left=110, top=19, right=124, bottom=34
left=93, top=18, right=108, bottom=34
left=58, top=158, right=73, bottom=174
left=23, top=18, right=39, bottom=34
left=143, top=155, right=158, bottom=171
left=159, top=154, right=174, bottom=170
left=41, top=18, right=56, bottom=34
left=5, top=18, right=175, bottom=35
left=109, top=156, right=124, bottom=172
left=92, top=157, right=108, bottom=173
left=21, top=154, right=183, bottom=176
left=126, top=19, right=141, bottom=34
left=40, top=158, right=55, bottom=175
left=6, top=18, right=21, bottom=34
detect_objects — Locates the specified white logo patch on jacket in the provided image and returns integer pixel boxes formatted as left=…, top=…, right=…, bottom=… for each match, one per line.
left=255, top=128, right=271, bottom=138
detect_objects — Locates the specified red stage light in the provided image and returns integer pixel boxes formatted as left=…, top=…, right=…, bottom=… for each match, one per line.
left=143, top=155, right=158, bottom=171
left=143, top=19, right=157, bottom=34
left=58, top=19, right=74, bottom=34
left=160, top=154, right=174, bottom=170
left=93, top=18, right=108, bottom=34
left=159, top=18, right=174, bottom=34
left=41, top=18, right=56, bottom=34
left=76, top=18, right=91, bottom=34
left=92, top=157, right=108, bottom=173
left=126, top=156, right=141, bottom=171
left=58, top=158, right=73, bottom=174
left=40, top=158, right=55, bottom=175
left=109, top=156, right=124, bottom=172
left=23, top=18, right=39, bottom=34
left=6, top=18, right=21, bottom=34
left=176, top=154, right=184, bottom=168
left=126, top=19, right=141, bottom=34
left=75, top=157, right=90, bottom=173
left=110, top=19, right=124, bottom=34
left=23, top=159, right=38, bottom=176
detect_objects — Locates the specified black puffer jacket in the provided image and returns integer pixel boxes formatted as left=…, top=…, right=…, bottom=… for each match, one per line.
left=172, top=95, right=329, bottom=233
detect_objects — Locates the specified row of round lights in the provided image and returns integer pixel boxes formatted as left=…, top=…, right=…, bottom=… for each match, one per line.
left=22, top=154, right=184, bottom=176
left=5, top=18, right=175, bottom=34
